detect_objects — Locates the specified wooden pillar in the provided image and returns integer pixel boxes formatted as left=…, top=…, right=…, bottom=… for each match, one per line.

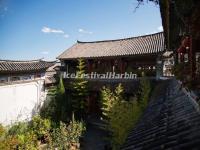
left=88, top=59, right=93, bottom=73
left=180, top=53, right=184, bottom=62
left=120, top=59, right=123, bottom=74
left=120, top=58, right=124, bottom=74
left=190, top=37, right=196, bottom=79
left=111, top=59, right=114, bottom=73
left=65, top=60, right=69, bottom=74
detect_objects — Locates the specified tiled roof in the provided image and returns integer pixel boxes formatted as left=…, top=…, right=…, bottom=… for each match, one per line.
left=57, top=32, right=164, bottom=59
left=0, top=59, right=54, bottom=73
left=121, top=80, right=200, bottom=150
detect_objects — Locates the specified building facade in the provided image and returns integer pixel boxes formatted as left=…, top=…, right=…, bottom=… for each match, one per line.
left=0, top=59, right=54, bottom=125
left=58, top=32, right=165, bottom=80
left=58, top=32, right=165, bottom=114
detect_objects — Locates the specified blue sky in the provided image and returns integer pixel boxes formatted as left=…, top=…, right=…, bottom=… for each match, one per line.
left=0, top=0, right=162, bottom=61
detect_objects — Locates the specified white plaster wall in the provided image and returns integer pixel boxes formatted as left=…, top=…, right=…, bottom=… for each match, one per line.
left=0, top=80, right=44, bottom=125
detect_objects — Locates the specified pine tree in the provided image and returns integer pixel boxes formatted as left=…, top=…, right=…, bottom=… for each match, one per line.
left=58, top=76, right=65, bottom=94
left=57, top=76, right=70, bottom=122
left=71, top=58, right=88, bottom=119
left=40, top=77, right=70, bottom=123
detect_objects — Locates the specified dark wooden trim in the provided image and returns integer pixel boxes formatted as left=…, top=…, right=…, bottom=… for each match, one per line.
left=58, top=52, right=162, bottom=61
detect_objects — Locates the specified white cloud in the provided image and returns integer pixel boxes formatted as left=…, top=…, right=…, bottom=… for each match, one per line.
left=157, top=26, right=163, bottom=32
left=63, top=34, right=69, bottom=38
left=41, top=51, right=49, bottom=55
left=78, top=28, right=93, bottom=34
left=41, top=27, right=64, bottom=34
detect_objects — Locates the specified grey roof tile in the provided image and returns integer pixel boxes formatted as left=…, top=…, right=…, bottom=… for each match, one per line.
left=0, top=59, right=54, bottom=73
left=58, top=32, right=164, bottom=59
left=121, top=80, right=200, bottom=150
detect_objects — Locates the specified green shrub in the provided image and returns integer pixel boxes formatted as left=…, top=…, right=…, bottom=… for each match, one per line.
left=4, top=116, right=50, bottom=149
left=29, top=115, right=51, bottom=141
left=0, top=135, right=19, bottom=150
left=101, top=80, right=151, bottom=149
left=66, top=115, right=86, bottom=144
left=101, top=84, right=142, bottom=149
left=17, top=131, right=38, bottom=150
left=8, top=121, right=28, bottom=136
left=50, top=122, right=69, bottom=149
left=50, top=116, right=86, bottom=149
left=0, top=121, right=39, bottom=150
left=0, top=115, right=85, bottom=149
left=0, top=124, right=6, bottom=138
left=138, top=77, right=151, bottom=110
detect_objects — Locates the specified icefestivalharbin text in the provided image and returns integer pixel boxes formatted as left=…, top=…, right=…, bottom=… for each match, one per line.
left=63, top=72, right=137, bottom=79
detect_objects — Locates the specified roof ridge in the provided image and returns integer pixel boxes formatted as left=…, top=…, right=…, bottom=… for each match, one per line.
left=0, top=58, right=44, bottom=63
left=77, top=32, right=163, bottom=44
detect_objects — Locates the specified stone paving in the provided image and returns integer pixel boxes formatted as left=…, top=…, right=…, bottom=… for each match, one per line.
left=81, top=116, right=109, bottom=150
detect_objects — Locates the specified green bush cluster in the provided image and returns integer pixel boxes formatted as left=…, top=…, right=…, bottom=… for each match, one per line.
left=50, top=115, right=86, bottom=149
left=101, top=78, right=151, bottom=149
left=0, top=115, right=85, bottom=150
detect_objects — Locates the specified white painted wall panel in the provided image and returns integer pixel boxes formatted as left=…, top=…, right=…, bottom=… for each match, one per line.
left=0, top=80, right=44, bottom=125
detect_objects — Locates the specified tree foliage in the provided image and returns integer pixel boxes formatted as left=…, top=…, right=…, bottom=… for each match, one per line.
left=137, top=0, right=159, bottom=5
left=71, top=58, right=89, bottom=119
left=50, top=115, right=86, bottom=150
left=135, top=0, right=159, bottom=12
left=40, top=77, right=71, bottom=123
left=138, top=77, right=151, bottom=110
left=101, top=84, right=141, bottom=149
left=29, top=115, right=51, bottom=140
left=101, top=79, right=152, bottom=149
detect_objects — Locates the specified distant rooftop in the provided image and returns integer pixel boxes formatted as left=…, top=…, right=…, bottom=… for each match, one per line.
left=58, top=32, right=165, bottom=60
left=0, top=59, right=55, bottom=74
